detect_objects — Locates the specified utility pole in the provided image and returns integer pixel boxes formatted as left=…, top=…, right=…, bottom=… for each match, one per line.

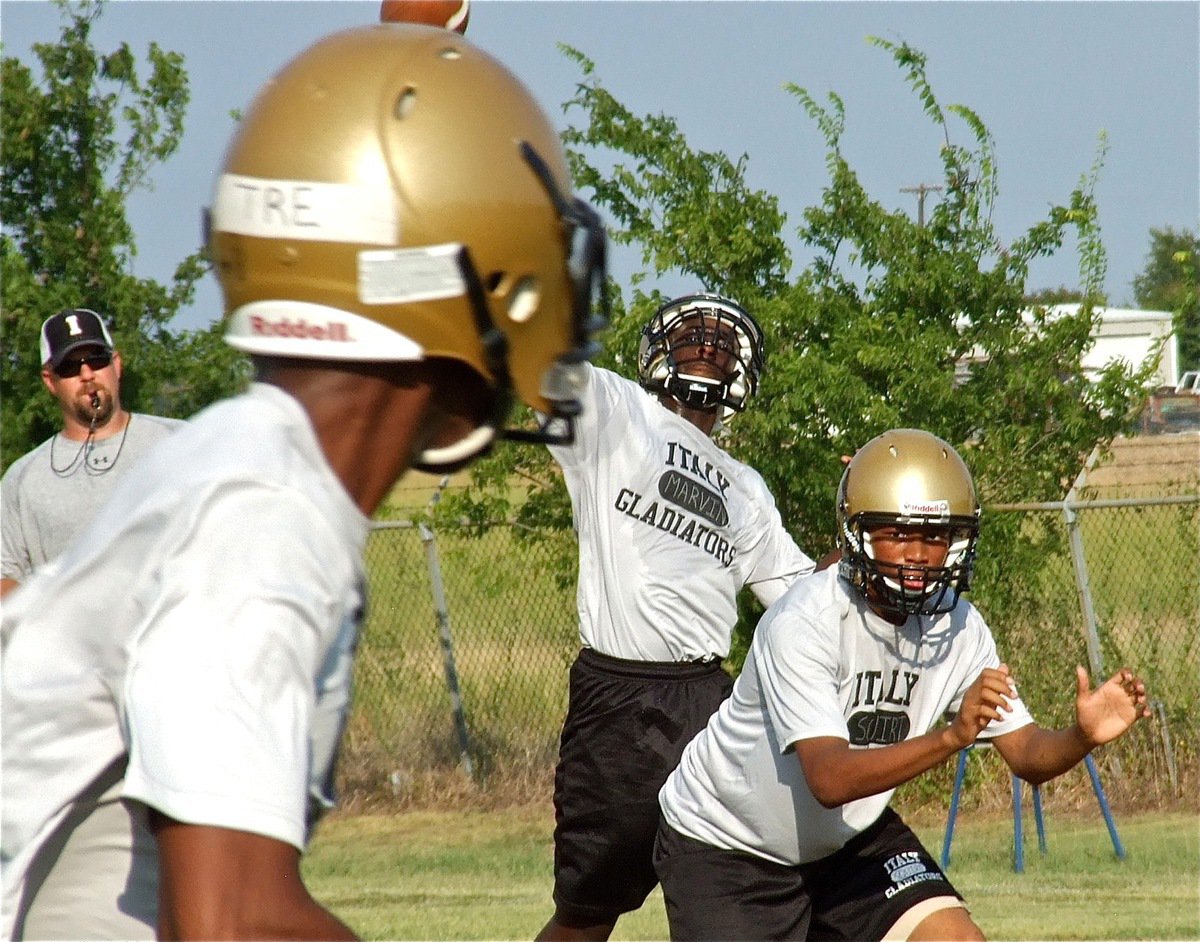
left=900, top=183, right=944, bottom=227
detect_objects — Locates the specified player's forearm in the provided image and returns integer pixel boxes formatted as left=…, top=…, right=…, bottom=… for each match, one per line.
left=795, top=729, right=963, bottom=808
left=999, top=724, right=1092, bottom=785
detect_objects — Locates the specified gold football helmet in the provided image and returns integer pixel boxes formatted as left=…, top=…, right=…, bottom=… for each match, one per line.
left=637, top=294, right=764, bottom=422
left=207, top=24, right=607, bottom=469
left=837, top=429, right=980, bottom=617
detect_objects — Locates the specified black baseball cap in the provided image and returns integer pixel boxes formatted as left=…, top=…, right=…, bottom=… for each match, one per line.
left=39, top=309, right=115, bottom=368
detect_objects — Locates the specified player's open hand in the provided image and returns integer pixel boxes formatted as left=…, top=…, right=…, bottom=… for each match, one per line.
left=948, top=665, right=1015, bottom=749
left=1074, top=666, right=1150, bottom=746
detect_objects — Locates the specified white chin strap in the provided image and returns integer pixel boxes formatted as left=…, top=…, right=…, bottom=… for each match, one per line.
left=416, top=425, right=496, bottom=472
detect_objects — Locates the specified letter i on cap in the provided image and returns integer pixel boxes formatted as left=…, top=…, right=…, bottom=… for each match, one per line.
left=40, top=309, right=115, bottom=368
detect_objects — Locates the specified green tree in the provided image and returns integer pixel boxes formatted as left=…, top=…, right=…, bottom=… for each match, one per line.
left=1132, top=226, right=1200, bottom=372
left=439, top=38, right=1149, bottom=658
left=1024, top=286, right=1088, bottom=306
left=1, top=0, right=246, bottom=471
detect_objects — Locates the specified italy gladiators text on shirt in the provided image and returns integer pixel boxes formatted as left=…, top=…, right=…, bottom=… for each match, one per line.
left=613, top=440, right=736, bottom=567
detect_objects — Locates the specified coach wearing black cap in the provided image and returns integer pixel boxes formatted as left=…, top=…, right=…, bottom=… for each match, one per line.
left=0, top=308, right=184, bottom=599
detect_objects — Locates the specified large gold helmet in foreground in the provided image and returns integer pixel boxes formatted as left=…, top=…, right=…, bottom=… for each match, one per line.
left=837, top=429, right=981, bottom=618
left=207, top=24, right=607, bottom=469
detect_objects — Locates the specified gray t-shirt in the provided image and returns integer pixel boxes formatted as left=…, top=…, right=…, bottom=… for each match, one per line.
left=1, top=413, right=184, bottom=583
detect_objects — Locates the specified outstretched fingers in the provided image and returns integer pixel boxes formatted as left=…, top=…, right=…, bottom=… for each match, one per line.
left=1075, top=666, right=1152, bottom=746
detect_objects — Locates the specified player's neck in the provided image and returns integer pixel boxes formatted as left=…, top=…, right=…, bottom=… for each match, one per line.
left=265, top=364, right=429, bottom=517
left=657, top=395, right=718, bottom=437
left=865, top=588, right=910, bottom=627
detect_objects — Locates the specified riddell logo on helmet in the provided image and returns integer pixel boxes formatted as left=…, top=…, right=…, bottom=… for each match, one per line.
left=900, top=499, right=950, bottom=519
left=249, top=316, right=352, bottom=342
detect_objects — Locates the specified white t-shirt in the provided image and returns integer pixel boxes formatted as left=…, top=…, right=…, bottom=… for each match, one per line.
left=1, top=383, right=369, bottom=938
left=549, top=364, right=814, bottom=661
left=660, top=568, right=1035, bottom=865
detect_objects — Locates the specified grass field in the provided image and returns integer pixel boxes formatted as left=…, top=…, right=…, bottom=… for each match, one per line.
left=302, top=806, right=1200, bottom=940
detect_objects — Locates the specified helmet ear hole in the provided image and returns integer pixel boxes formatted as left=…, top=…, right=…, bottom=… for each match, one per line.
left=508, top=277, right=540, bottom=324
left=394, top=87, right=418, bottom=120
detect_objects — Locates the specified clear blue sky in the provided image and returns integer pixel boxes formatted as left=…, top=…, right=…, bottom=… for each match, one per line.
left=4, top=0, right=1198, bottom=332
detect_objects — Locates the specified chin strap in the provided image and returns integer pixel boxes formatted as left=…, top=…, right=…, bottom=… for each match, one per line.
left=414, top=425, right=498, bottom=475
left=664, top=372, right=727, bottom=412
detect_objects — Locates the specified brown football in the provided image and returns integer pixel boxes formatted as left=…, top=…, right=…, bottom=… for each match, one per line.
left=379, top=0, right=470, bottom=34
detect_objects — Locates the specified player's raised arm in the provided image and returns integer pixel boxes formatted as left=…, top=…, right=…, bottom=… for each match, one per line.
left=990, top=665, right=1150, bottom=785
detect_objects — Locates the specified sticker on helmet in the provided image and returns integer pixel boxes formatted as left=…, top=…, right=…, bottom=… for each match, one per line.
left=358, top=244, right=467, bottom=305
left=225, top=301, right=425, bottom=361
left=899, top=499, right=950, bottom=519
left=211, top=173, right=397, bottom=245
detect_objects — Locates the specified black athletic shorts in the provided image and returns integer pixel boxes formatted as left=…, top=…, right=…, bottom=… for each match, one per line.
left=549, top=648, right=733, bottom=926
left=654, top=807, right=964, bottom=941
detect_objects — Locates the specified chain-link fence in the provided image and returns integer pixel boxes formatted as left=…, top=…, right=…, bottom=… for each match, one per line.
left=339, top=521, right=581, bottom=805
left=338, top=494, right=1198, bottom=808
left=971, top=496, right=1198, bottom=806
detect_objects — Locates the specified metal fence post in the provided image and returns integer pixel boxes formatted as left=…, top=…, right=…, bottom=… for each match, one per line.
left=419, top=480, right=475, bottom=780
left=1063, top=449, right=1106, bottom=679
left=1062, top=501, right=1106, bottom=680
left=1153, top=699, right=1179, bottom=794
left=988, top=492, right=1197, bottom=794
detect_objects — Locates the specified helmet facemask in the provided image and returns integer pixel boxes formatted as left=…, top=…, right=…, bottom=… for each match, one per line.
left=420, top=171, right=608, bottom=472
left=496, top=142, right=609, bottom=452
left=383, top=143, right=609, bottom=473
left=836, top=429, right=981, bottom=620
left=839, top=512, right=979, bottom=619
left=637, top=295, right=764, bottom=423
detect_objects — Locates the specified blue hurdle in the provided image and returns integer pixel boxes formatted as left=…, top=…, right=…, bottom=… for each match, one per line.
left=940, top=747, right=1124, bottom=873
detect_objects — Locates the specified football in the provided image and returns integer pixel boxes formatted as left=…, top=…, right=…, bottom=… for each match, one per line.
left=379, top=0, right=470, bottom=34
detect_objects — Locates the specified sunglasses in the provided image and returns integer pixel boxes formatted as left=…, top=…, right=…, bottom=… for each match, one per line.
left=54, top=352, right=112, bottom=378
